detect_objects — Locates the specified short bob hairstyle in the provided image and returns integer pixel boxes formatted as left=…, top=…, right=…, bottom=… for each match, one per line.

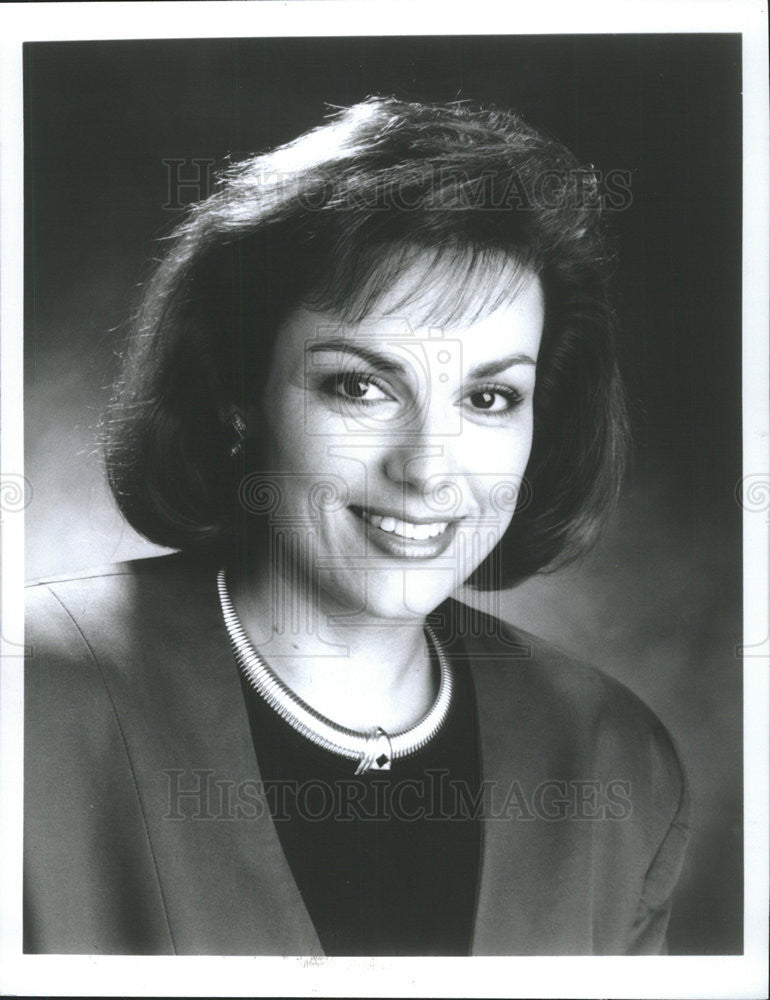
left=104, top=97, right=628, bottom=589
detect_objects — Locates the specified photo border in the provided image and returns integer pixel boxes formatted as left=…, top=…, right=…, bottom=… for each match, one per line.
left=1, top=2, right=767, bottom=997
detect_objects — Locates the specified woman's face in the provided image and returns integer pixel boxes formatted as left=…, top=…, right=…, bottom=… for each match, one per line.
left=255, top=259, right=544, bottom=623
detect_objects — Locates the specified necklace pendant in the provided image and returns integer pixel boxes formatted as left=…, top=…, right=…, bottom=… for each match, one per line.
left=354, top=726, right=393, bottom=775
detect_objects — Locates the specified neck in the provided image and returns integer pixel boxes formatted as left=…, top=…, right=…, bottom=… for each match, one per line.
left=225, top=555, right=438, bottom=732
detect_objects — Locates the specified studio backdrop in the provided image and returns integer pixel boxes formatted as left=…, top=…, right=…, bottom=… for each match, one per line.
left=24, top=34, right=742, bottom=954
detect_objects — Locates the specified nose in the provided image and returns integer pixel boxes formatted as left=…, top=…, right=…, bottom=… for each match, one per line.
left=382, top=409, right=462, bottom=508
left=383, top=443, right=450, bottom=492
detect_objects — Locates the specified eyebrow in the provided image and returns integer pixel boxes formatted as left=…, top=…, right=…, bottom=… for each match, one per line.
left=467, top=353, right=537, bottom=378
left=307, top=339, right=537, bottom=378
left=307, top=339, right=407, bottom=375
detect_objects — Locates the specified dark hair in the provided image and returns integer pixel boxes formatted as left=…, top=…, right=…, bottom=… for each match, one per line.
left=104, top=96, right=628, bottom=588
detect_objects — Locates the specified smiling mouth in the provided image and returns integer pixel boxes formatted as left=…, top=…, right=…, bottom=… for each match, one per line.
left=349, top=505, right=458, bottom=559
left=360, top=510, right=450, bottom=540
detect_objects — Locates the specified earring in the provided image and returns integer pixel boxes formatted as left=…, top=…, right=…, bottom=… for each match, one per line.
left=225, top=406, right=246, bottom=458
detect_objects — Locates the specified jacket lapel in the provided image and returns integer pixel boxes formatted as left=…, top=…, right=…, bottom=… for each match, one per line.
left=88, top=557, right=323, bottom=955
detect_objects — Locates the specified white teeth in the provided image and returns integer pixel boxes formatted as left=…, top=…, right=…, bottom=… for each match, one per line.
left=361, top=510, right=449, bottom=539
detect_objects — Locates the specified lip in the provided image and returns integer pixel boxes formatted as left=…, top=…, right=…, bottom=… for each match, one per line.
left=350, top=506, right=459, bottom=560
left=352, top=504, right=454, bottom=526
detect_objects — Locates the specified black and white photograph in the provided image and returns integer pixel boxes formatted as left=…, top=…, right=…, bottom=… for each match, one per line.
left=0, top=2, right=767, bottom=997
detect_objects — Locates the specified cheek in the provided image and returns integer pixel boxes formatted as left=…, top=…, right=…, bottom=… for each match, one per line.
left=465, top=419, right=534, bottom=517
left=465, top=413, right=534, bottom=472
left=264, top=408, right=362, bottom=520
left=473, top=431, right=531, bottom=472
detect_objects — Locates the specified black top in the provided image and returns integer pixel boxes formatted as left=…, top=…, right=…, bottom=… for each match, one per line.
left=238, top=641, right=482, bottom=956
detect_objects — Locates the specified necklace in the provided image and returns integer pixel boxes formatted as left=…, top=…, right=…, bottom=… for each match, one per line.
left=217, top=568, right=454, bottom=775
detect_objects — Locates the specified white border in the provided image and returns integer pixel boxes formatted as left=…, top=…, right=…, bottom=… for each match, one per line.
left=740, top=6, right=770, bottom=976
left=0, top=0, right=764, bottom=39
left=1, top=2, right=767, bottom=998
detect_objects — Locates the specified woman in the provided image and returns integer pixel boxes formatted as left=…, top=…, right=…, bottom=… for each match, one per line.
left=24, top=97, right=689, bottom=956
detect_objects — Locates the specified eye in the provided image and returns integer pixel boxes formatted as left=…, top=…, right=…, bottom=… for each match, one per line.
left=468, top=390, right=507, bottom=412
left=333, top=372, right=394, bottom=404
left=466, top=385, right=524, bottom=415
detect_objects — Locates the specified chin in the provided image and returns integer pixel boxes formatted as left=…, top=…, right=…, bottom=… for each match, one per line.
left=324, top=566, right=461, bottom=624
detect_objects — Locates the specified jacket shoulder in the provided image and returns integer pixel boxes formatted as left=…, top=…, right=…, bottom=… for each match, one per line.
left=25, top=551, right=195, bottom=589
left=445, top=598, right=688, bottom=826
left=24, top=552, right=215, bottom=694
left=448, top=598, right=677, bottom=732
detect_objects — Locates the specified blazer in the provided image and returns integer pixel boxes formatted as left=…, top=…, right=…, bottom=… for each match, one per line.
left=24, top=553, right=689, bottom=955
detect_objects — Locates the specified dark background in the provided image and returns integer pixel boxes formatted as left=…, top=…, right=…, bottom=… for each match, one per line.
left=24, top=35, right=742, bottom=954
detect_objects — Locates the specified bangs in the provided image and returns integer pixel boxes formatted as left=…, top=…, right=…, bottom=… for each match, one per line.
left=302, top=241, right=535, bottom=331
